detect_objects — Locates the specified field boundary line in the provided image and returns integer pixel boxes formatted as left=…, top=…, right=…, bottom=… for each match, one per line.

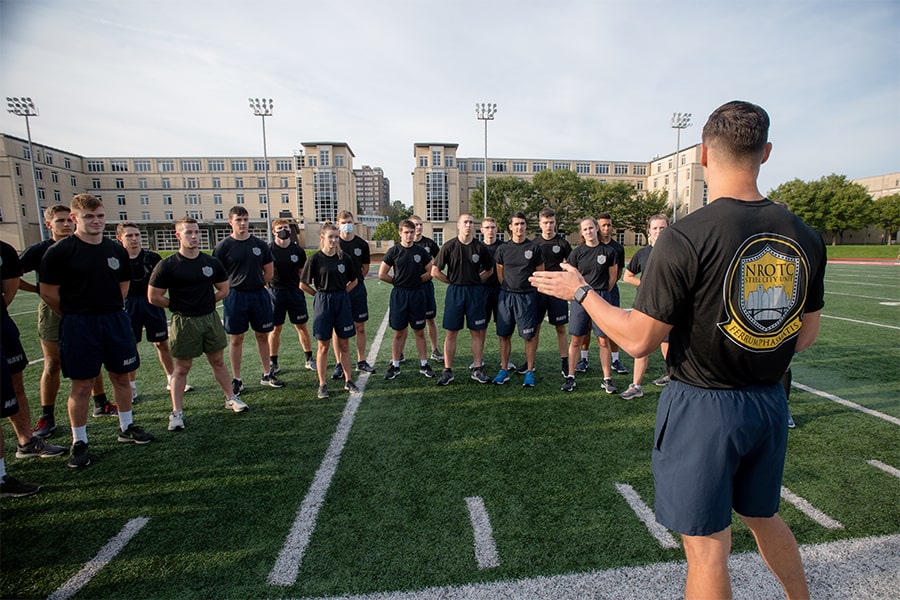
left=268, top=308, right=391, bottom=587
left=820, top=313, right=900, bottom=330
left=867, top=459, right=900, bottom=479
left=464, top=496, right=501, bottom=569
left=780, top=487, right=843, bottom=529
left=46, top=517, right=149, bottom=600
left=614, top=483, right=679, bottom=549
left=793, top=382, right=900, bottom=426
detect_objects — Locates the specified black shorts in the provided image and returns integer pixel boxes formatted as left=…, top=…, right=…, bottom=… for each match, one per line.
left=348, top=282, right=369, bottom=323
left=124, top=296, right=169, bottom=343
left=422, top=280, right=437, bottom=319
left=223, top=288, right=275, bottom=334
left=536, top=291, right=569, bottom=326
left=270, top=287, right=309, bottom=326
left=1, top=312, right=28, bottom=375
left=389, top=287, right=426, bottom=331
left=483, top=285, right=501, bottom=324
left=312, top=291, right=355, bottom=341
left=59, top=311, right=140, bottom=380
left=0, top=346, right=19, bottom=418
left=568, top=290, right=611, bottom=337
left=442, top=285, right=487, bottom=332
left=496, top=291, right=538, bottom=339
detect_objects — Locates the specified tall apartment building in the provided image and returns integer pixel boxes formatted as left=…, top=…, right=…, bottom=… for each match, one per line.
left=353, top=165, right=390, bottom=217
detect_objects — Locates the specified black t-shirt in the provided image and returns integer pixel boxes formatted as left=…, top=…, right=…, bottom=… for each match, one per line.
left=212, top=236, right=273, bottom=291
left=18, top=238, right=54, bottom=289
left=269, top=242, right=307, bottom=290
left=127, top=249, right=163, bottom=299
left=382, top=243, right=432, bottom=289
left=415, top=236, right=440, bottom=260
left=567, top=243, right=618, bottom=292
left=148, top=252, right=229, bottom=316
left=483, top=240, right=504, bottom=287
left=300, top=251, right=358, bottom=292
left=534, top=233, right=572, bottom=271
left=633, top=198, right=827, bottom=389
left=339, top=235, right=370, bottom=281
left=1, top=240, right=22, bottom=319
left=434, top=237, right=494, bottom=286
left=495, top=239, right=544, bottom=293
left=40, top=236, right=131, bottom=315
left=626, top=245, right=653, bottom=278
left=601, top=239, right=626, bottom=287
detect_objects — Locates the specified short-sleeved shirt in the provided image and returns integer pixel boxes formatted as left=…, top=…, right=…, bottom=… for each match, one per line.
left=300, top=251, right=358, bottom=292
left=415, top=236, right=440, bottom=260
left=601, top=238, right=626, bottom=282
left=483, top=240, right=504, bottom=287
left=148, top=252, right=229, bottom=316
left=382, top=243, right=431, bottom=289
left=40, top=236, right=131, bottom=315
left=1, top=241, right=23, bottom=319
left=567, top=243, right=618, bottom=292
left=434, top=237, right=494, bottom=286
left=213, top=235, right=273, bottom=291
left=534, top=234, right=572, bottom=271
left=126, top=249, right=163, bottom=299
left=18, top=239, right=54, bottom=291
left=633, top=197, right=826, bottom=389
left=626, top=244, right=653, bottom=278
left=269, top=241, right=307, bottom=290
left=339, top=235, right=370, bottom=281
left=495, top=239, right=544, bottom=293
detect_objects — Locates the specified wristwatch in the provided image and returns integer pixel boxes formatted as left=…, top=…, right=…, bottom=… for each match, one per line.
left=574, top=285, right=592, bottom=305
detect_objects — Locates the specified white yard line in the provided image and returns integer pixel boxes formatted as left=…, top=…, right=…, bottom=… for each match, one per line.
left=614, top=483, right=679, bottom=549
left=464, top=496, right=501, bottom=569
left=268, top=309, right=391, bottom=587
left=820, top=314, right=900, bottom=330
left=780, top=487, right=843, bottom=529
left=867, top=459, right=900, bottom=479
left=46, top=517, right=150, bottom=600
left=792, top=382, right=900, bottom=426
left=825, top=290, right=898, bottom=302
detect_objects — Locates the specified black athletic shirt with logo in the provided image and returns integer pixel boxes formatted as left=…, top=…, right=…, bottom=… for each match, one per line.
left=40, top=236, right=131, bottom=315
left=495, top=239, right=544, bottom=293
left=149, top=252, right=228, bottom=316
left=300, top=251, right=357, bottom=292
left=382, top=243, right=432, bottom=289
left=415, top=236, right=440, bottom=260
left=269, top=242, right=307, bottom=290
left=483, top=239, right=504, bottom=287
left=434, top=237, right=494, bottom=286
left=567, top=243, right=617, bottom=292
left=212, top=236, right=273, bottom=292
left=127, top=249, right=163, bottom=299
left=633, top=198, right=826, bottom=389
left=339, top=235, right=370, bottom=281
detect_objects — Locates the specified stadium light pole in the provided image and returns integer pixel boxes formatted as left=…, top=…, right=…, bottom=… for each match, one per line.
left=249, top=97, right=274, bottom=242
left=670, top=112, right=691, bottom=224
left=7, top=97, right=46, bottom=241
left=475, top=102, right=497, bottom=220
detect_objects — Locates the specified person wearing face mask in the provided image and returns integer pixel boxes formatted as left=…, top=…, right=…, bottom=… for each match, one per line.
left=267, top=219, right=315, bottom=376
left=331, top=211, right=375, bottom=379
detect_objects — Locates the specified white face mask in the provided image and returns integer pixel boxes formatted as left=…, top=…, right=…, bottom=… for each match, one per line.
left=339, top=223, right=354, bottom=235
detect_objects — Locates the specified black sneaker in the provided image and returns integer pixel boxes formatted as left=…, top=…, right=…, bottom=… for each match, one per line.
left=92, top=401, right=119, bottom=417
left=437, top=369, right=454, bottom=386
left=33, top=415, right=56, bottom=439
left=419, top=363, right=435, bottom=378
left=15, top=436, right=66, bottom=459
left=471, top=367, right=490, bottom=384
left=430, top=348, right=444, bottom=362
left=600, top=378, right=618, bottom=394
left=561, top=357, right=569, bottom=378
left=67, top=441, right=90, bottom=469
left=117, top=424, right=156, bottom=444
left=269, top=362, right=281, bottom=374
left=232, top=378, right=244, bottom=396
left=611, top=359, right=629, bottom=375
left=344, top=380, right=359, bottom=393
left=261, top=373, right=286, bottom=388
left=317, top=385, right=329, bottom=399
left=561, top=376, right=576, bottom=392
left=575, top=358, right=589, bottom=373
left=384, top=364, right=401, bottom=380
left=398, top=353, right=407, bottom=364
left=357, top=360, right=376, bottom=374
left=332, top=364, right=344, bottom=380
left=515, top=363, right=530, bottom=376
left=0, top=475, right=41, bottom=498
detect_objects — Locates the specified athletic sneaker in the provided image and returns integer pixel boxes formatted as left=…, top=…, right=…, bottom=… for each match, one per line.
left=468, top=361, right=485, bottom=370
left=92, top=401, right=119, bottom=417
left=261, top=373, right=286, bottom=388
left=15, top=436, right=66, bottom=459
left=398, top=353, right=407, bottom=364
left=600, top=378, right=618, bottom=394
left=33, top=415, right=56, bottom=439
left=515, top=363, right=530, bottom=376
left=269, top=362, right=281, bottom=375
left=652, top=375, right=670, bottom=387
left=611, top=359, right=629, bottom=375
left=117, top=424, right=156, bottom=444
left=430, top=348, right=444, bottom=362
left=305, top=357, right=316, bottom=371
left=166, top=378, right=194, bottom=393
left=437, top=369, right=454, bottom=386
left=0, top=475, right=41, bottom=498
left=67, top=441, right=90, bottom=469
left=344, top=380, right=359, bottom=394
left=168, top=411, right=185, bottom=431
left=523, top=371, right=536, bottom=387
left=384, top=364, right=401, bottom=380
left=232, top=378, right=245, bottom=396
left=471, top=367, right=490, bottom=384
left=317, top=385, right=330, bottom=399
left=332, top=364, right=344, bottom=380
left=575, top=358, right=589, bottom=373
left=357, top=361, right=376, bottom=374
left=561, top=376, right=576, bottom=392
left=507, top=361, right=517, bottom=372
left=225, top=396, right=249, bottom=413
left=787, top=410, right=796, bottom=429
left=492, top=369, right=510, bottom=385
left=619, top=384, right=643, bottom=400
left=419, top=363, right=435, bottom=378
left=131, top=386, right=139, bottom=401
left=561, top=357, right=569, bottom=378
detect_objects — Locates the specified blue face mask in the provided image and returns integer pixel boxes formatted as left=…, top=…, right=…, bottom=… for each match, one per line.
left=340, top=223, right=354, bottom=235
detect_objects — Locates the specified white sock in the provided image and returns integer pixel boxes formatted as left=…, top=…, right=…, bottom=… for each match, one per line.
left=421, top=360, right=428, bottom=367
left=118, top=410, right=134, bottom=431
left=72, top=426, right=88, bottom=444
left=612, top=352, right=620, bottom=362
left=392, top=360, right=400, bottom=368
left=130, top=381, right=137, bottom=390
left=581, top=350, right=589, bottom=360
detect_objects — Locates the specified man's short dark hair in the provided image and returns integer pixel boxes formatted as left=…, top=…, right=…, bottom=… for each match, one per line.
left=509, top=211, right=527, bottom=223
left=539, top=207, right=556, bottom=220
left=596, top=212, right=612, bottom=221
left=702, top=100, right=770, bottom=163
left=229, top=206, right=249, bottom=219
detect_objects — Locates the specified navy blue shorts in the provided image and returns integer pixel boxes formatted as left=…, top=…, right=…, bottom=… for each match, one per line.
left=609, top=284, right=620, bottom=307
left=312, top=291, right=355, bottom=341
left=422, top=280, right=437, bottom=319
left=496, top=291, right=538, bottom=339
left=270, top=287, right=309, bottom=326
left=124, top=296, right=169, bottom=343
left=536, top=291, right=569, bottom=326
left=223, top=288, right=275, bottom=334
left=0, top=345, right=20, bottom=418
left=389, top=287, right=427, bottom=331
left=483, top=285, right=501, bottom=324
left=1, top=312, right=27, bottom=375
left=652, top=380, right=789, bottom=536
left=59, top=311, right=140, bottom=380
left=442, top=285, right=487, bottom=331
left=568, top=290, right=611, bottom=337
left=348, top=282, right=369, bottom=323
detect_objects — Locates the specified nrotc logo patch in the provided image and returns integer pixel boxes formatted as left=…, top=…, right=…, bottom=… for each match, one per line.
left=718, top=233, right=809, bottom=352
left=107, top=257, right=120, bottom=270
left=201, top=266, right=214, bottom=277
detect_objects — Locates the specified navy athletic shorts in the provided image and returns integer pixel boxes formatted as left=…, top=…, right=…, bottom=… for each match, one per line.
left=1, top=312, right=27, bottom=375
left=422, top=279, right=437, bottom=319
left=483, top=285, right=501, bottom=324
left=496, top=291, right=538, bottom=339
left=389, top=287, right=427, bottom=331
left=270, top=287, right=310, bottom=326
left=223, top=288, right=275, bottom=335
left=442, top=284, right=487, bottom=332
left=568, top=290, right=610, bottom=337
left=536, top=291, right=569, bottom=326
left=59, top=311, right=140, bottom=380
left=124, top=296, right=169, bottom=343
left=0, top=346, right=20, bottom=418
left=348, top=281, right=369, bottom=323
left=312, top=290, right=355, bottom=341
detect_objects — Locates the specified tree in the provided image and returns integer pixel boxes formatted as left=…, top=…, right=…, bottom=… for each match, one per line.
left=608, top=188, right=671, bottom=240
left=769, top=178, right=826, bottom=230
left=873, top=193, right=900, bottom=245
left=769, top=174, right=872, bottom=245
left=530, top=170, right=595, bottom=234
left=470, top=177, right=537, bottom=233
left=382, top=201, right=413, bottom=225
left=372, top=221, right=400, bottom=242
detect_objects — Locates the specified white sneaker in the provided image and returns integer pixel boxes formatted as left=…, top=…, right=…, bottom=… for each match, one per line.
left=225, top=396, right=248, bottom=413
left=168, top=411, right=184, bottom=431
left=166, top=379, right=194, bottom=393
left=131, top=387, right=139, bottom=400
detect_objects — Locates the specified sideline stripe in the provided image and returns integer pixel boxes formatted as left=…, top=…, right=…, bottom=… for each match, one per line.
left=792, top=382, right=900, bottom=426
left=268, top=309, right=391, bottom=587
left=867, top=459, right=900, bottom=479
left=47, top=517, right=150, bottom=600
left=780, top=487, right=843, bottom=530
left=820, top=314, right=900, bottom=331
left=464, top=496, right=501, bottom=570
left=614, top=483, right=679, bottom=549
left=826, top=291, right=898, bottom=302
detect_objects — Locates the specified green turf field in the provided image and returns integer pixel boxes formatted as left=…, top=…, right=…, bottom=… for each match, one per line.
left=1, top=261, right=898, bottom=599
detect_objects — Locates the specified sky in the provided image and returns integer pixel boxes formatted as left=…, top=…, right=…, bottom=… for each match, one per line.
left=1, top=0, right=898, bottom=205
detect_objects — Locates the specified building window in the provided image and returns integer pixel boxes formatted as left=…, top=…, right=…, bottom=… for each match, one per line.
left=472, top=160, right=485, bottom=173
left=533, top=162, right=547, bottom=172
left=117, top=195, right=126, bottom=206
left=432, top=228, right=443, bottom=247
left=636, top=181, right=644, bottom=191
left=213, top=194, right=222, bottom=205
left=35, top=168, right=43, bottom=181
left=70, top=175, right=77, bottom=187
left=614, top=164, right=629, bottom=175
left=14, top=163, right=20, bottom=176
left=512, top=161, right=527, bottom=173
left=425, top=171, right=449, bottom=223
left=257, top=177, right=266, bottom=188
left=276, top=159, right=292, bottom=171
left=319, top=150, right=330, bottom=167
left=163, top=194, right=172, bottom=205
left=115, top=178, right=125, bottom=189
left=212, top=177, right=221, bottom=188
left=445, top=156, right=454, bottom=168
left=235, top=177, right=244, bottom=188
left=576, top=163, right=590, bottom=174
left=17, top=184, right=23, bottom=196
left=110, top=160, right=128, bottom=172
left=313, top=171, right=338, bottom=222
left=185, top=177, right=199, bottom=189
left=140, top=195, right=149, bottom=205
left=281, top=193, right=289, bottom=204
left=633, top=164, right=647, bottom=175
left=181, top=160, right=201, bottom=172
left=64, top=157, right=72, bottom=169
left=119, top=211, right=128, bottom=220
left=259, top=194, right=267, bottom=204
left=492, top=161, right=508, bottom=173
left=667, top=158, right=673, bottom=169
left=553, top=162, right=570, bottom=171
left=138, top=178, right=148, bottom=189
left=260, top=210, right=268, bottom=219
left=162, top=178, right=170, bottom=189
left=254, top=159, right=268, bottom=172
left=308, top=156, right=317, bottom=167
left=21, top=204, right=26, bottom=216
left=295, top=155, right=305, bottom=169
left=53, top=190, right=61, bottom=201
left=134, top=160, right=151, bottom=172
left=458, top=160, right=467, bottom=172
left=596, top=163, right=610, bottom=174
left=45, top=152, right=54, bottom=165
left=186, top=194, right=200, bottom=205
left=231, top=160, right=247, bottom=172
left=51, top=171, right=59, bottom=183
left=280, top=177, right=288, bottom=188
left=158, top=160, right=174, bottom=172
left=141, top=211, right=150, bottom=221
left=335, top=154, right=344, bottom=167
left=419, top=155, right=428, bottom=168
left=215, top=210, right=223, bottom=219
left=164, top=210, right=173, bottom=220
left=236, top=193, right=244, bottom=205
left=91, top=178, right=101, bottom=189
left=38, top=188, right=46, bottom=200
left=86, top=160, right=104, bottom=172
left=432, top=150, right=442, bottom=167
left=664, top=175, right=669, bottom=186
left=208, top=159, right=225, bottom=172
